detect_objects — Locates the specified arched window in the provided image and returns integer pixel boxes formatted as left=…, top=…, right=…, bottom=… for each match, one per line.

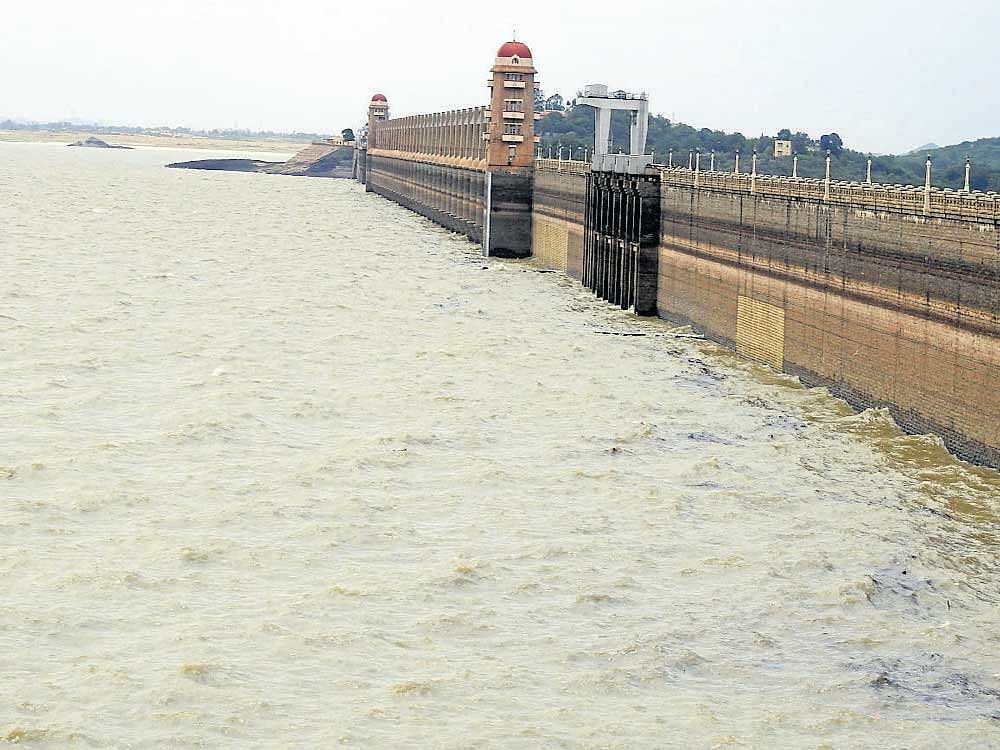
left=512, top=57, right=519, bottom=64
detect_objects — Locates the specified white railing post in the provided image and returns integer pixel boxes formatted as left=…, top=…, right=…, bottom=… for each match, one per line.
left=924, top=156, right=932, bottom=214
left=824, top=150, right=831, bottom=201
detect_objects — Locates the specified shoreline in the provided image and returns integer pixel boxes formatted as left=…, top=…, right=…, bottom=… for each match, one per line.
left=0, top=129, right=309, bottom=154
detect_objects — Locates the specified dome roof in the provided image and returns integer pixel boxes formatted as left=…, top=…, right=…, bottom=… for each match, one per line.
left=497, top=41, right=532, bottom=59
left=371, top=93, right=387, bottom=103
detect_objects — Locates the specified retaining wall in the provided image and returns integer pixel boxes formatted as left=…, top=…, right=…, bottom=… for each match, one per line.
left=368, top=155, right=485, bottom=241
left=531, top=164, right=587, bottom=279
left=656, top=182, right=1000, bottom=467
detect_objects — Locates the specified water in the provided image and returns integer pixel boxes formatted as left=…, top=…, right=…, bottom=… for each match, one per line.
left=2, top=141, right=1000, bottom=748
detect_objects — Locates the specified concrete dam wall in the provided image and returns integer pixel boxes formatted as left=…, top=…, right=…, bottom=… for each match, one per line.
left=368, top=155, right=487, bottom=242
left=528, top=160, right=999, bottom=468
left=530, top=164, right=587, bottom=279
left=353, top=39, right=998, bottom=468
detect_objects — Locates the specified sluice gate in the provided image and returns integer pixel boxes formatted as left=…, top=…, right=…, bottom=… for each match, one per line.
left=583, top=167, right=661, bottom=316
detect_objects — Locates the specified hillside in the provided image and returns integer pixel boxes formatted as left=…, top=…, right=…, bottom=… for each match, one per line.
left=536, top=107, right=1000, bottom=192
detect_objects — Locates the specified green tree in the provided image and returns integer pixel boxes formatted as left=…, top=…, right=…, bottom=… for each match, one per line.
left=820, top=133, right=844, bottom=156
left=790, top=131, right=812, bottom=154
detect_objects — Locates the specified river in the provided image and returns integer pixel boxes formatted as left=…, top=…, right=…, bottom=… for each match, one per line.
left=2, top=141, right=999, bottom=748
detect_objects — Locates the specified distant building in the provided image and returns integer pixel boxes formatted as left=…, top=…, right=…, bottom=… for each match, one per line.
left=774, top=139, right=793, bottom=157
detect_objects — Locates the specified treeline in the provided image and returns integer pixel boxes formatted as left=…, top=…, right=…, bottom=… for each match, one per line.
left=0, top=120, right=327, bottom=143
left=536, top=105, right=1000, bottom=192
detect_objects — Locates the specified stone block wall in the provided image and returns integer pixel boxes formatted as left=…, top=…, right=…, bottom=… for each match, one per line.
left=368, top=155, right=485, bottom=242
left=531, top=163, right=587, bottom=279
left=656, top=182, right=1000, bottom=467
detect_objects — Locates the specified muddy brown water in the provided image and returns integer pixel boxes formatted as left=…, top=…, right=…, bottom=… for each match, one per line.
left=2, top=141, right=999, bottom=748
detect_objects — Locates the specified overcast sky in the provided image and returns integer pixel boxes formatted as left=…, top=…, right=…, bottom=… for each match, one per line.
left=4, top=0, right=998, bottom=154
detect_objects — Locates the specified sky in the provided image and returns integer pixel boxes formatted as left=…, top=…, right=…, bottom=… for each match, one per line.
left=3, top=0, right=998, bottom=154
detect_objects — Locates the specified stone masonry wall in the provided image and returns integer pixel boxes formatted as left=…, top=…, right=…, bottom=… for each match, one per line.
left=656, top=182, right=1000, bottom=467
left=368, top=155, right=485, bottom=242
left=531, top=163, right=587, bottom=279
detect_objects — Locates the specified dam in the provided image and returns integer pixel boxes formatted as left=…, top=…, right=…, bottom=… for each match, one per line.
left=354, top=39, right=1000, bottom=470
left=3, top=109, right=1000, bottom=748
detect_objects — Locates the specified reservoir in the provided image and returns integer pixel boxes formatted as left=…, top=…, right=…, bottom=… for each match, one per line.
left=2, top=141, right=999, bottom=747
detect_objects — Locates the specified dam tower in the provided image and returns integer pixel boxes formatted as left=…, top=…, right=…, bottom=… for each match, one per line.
left=485, top=40, right=537, bottom=169
left=481, top=40, right=539, bottom=256
left=368, top=93, right=389, bottom=131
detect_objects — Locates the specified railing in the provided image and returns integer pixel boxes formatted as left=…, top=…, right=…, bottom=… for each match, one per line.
left=370, top=106, right=488, bottom=165
left=534, top=157, right=591, bottom=176
left=656, top=166, right=1000, bottom=223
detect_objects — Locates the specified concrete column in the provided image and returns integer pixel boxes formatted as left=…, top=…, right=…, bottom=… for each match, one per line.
left=924, top=156, right=932, bottom=214
left=751, top=149, right=757, bottom=194
left=434, top=164, right=442, bottom=211
left=634, top=175, right=660, bottom=316
left=734, top=150, right=740, bottom=175
left=866, top=156, right=872, bottom=184
left=793, top=153, right=798, bottom=178
left=595, top=108, right=612, bottom=155
left=824, top=150, right=832, bottom=201
left=964, top=157, right=971, bottom=192
left=449, top=169, right=457, bottom=217
left=460, top=172, right=468, bottom=223
left=483, top=169, right=533, bottom=258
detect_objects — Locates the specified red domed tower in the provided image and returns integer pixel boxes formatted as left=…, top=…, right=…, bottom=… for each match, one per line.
left=486, top=40, right=538, bottom=170
left=367, top=93, right=389, bottom=147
